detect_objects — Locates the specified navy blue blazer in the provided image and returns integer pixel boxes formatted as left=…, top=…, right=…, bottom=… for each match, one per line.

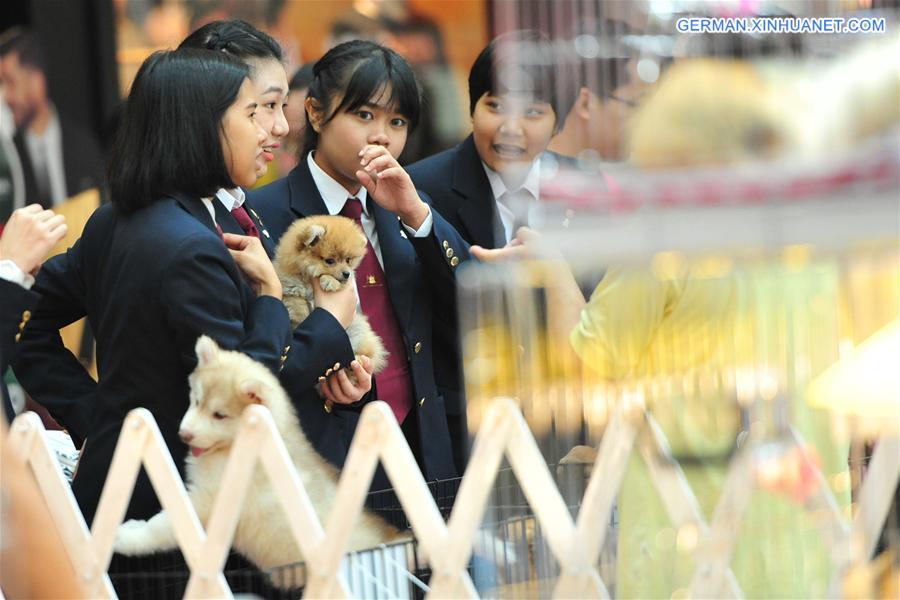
left=1, top=278, right=39, bottom=422
left=13, top=194, right=292, bottom=526
left=248, top=157, right=471, bottom=482
left=407, top=134, right=576, bottom=250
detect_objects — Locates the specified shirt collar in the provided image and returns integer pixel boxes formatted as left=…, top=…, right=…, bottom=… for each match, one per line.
left=481, top=157, right=542, bottom=202
left=214, top=187, right=245, bottom=212
left=24, top=106, right=61, bottom=147
left=307, top=152, right=369, bottom=217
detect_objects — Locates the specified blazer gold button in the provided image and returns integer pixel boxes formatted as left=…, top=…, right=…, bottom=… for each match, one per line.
left=324, top=402, right=333, bottom=413
left=450, top=256, right=459, bottom=267
left=22, top=310, right=32, bottom=322
left=18, top=321, right=26, bottom=330
left=414, top=342, right=422, bottom=354
left=418, top=397, right=425, bottom=407
left=284, top=345, right=291, bottom=352
left=442, top=240, right=449, bottom=249
left=445, top=248, right=454, bottom=258
left=15, top=333, right=21, bottom=342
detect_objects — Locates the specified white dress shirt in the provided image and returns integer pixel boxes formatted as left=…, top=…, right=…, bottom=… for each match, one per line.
left=201, top=187, right=246, bottom=226
left=481, top=158, right=542, bottom=245
left=24, top=108, right=67, bottom=206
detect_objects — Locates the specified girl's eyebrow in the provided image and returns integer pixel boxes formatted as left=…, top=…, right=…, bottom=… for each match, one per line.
left=260, top=85, right=285, bottom=95
left=245, top=102, right=259, bottom=110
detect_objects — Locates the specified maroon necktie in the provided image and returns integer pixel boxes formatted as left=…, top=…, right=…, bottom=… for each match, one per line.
left=231, top=205, right=259, bottom=238
left=340, top=198, right=413, bottom=423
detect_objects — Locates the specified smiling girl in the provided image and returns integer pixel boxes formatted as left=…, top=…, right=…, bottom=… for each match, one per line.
left=14, top=49, right=291, bottom=526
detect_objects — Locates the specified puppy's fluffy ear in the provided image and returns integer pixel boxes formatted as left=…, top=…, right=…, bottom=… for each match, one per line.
left=301, top=224, right=326, bottom=248
left=240, top=379, right=272, bottom=405
left=195, top=335, right=219, bottom=367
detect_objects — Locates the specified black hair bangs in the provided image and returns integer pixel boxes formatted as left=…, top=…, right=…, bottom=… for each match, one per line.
left=328, top=51, right=421, bottom=131
left=108, top=49, right=249, bottom=213
left=468, top=30, right=578, bottom=127
left=301, top=40, right=421, bottom=158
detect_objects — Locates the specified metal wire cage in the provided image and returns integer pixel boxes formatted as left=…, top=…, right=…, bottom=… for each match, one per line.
left=106, top=464, right=615, bottom=599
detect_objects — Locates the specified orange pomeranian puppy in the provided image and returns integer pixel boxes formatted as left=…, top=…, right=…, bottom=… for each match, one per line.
left=274, top=215, right=388, bottom=378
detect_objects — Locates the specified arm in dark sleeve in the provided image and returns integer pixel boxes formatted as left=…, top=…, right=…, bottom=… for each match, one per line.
left=279, top=308, right=369, bottom=409
left=407, top=205, right=472, bottom=327
left=162, top=236, right=292, bottom=374
left=281, top=308, right=354, bottom=388
left=1, top=279, right=41, bottom=422
left=12, top=246, right=95, bottom=443
left=0, top=279, right=39, bottom=370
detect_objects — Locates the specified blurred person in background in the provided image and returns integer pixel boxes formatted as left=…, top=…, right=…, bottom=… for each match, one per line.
left=276, top=62, right=315, bottom=175
left=0, top=99, right=25, bottom=223
left=548, top=20, right=658, bottom=169
left=0, top=416, right=84, bottom=598
left=0, top=29, right=104, bottom=212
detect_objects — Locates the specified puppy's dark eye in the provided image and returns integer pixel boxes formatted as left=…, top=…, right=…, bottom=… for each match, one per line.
left=346, top=258, right=351, bottom=264
left=324, top=258, right=336, bottom=265
left=213, top=411, right=228, bottom=420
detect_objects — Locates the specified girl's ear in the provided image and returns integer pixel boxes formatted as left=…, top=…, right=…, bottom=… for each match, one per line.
left=305, top=96, right=323, bottom=132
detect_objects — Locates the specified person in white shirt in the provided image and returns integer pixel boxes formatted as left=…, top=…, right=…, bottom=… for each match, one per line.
left=0, top=29, right=104, bottom=211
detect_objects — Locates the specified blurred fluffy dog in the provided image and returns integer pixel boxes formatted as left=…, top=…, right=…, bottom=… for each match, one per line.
left=114, top=336, right=401, bottom=580
left=274, top=215, right=388, bottom=377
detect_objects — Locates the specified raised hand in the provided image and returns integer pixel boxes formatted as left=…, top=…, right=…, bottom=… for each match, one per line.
left=356, top=144, right=429, bottom=230
left=0, top=204, right=68, bottom=275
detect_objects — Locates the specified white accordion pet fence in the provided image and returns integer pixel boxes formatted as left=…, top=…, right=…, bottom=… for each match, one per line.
left=4, top=395, right=898, bottom=599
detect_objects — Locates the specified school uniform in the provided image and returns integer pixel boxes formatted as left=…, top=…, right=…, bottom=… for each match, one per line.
left=407, top=133, right=575, bottom=249
left=248, top=153, right=470, bottom=482
left=211, top=187, right=276, bottom=257
left=12, top=194, right=292, bottom=526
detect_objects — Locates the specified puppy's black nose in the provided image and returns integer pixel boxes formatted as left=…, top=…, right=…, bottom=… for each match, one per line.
left=342, top=271, right=351, bottom=280
left=179, top=430, right=194, bottom=444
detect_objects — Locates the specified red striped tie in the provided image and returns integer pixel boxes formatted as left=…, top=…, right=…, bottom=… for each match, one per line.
left=231, top=205, right=259, bottom=238
left=340, top=198, right=413, bottom=423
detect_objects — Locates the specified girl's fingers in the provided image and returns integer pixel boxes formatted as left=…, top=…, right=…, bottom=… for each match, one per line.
left=47, top=222, right=68, bottom=240
left=349, top=360, right=372, bottom=391
left=334, top=369, right=357, bottom=398
left=364, top=154, right=397, bottom=173
left=359, top=144, right=389, bottom=165
left=371, top=166, right=406, bottom=182
left=43, top=214, right=66, bottom=231
left=356, top=169, right=378, bottom=193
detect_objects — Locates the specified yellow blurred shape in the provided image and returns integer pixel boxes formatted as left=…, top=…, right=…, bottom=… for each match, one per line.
left=808, top=319, right=900, bottom=431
